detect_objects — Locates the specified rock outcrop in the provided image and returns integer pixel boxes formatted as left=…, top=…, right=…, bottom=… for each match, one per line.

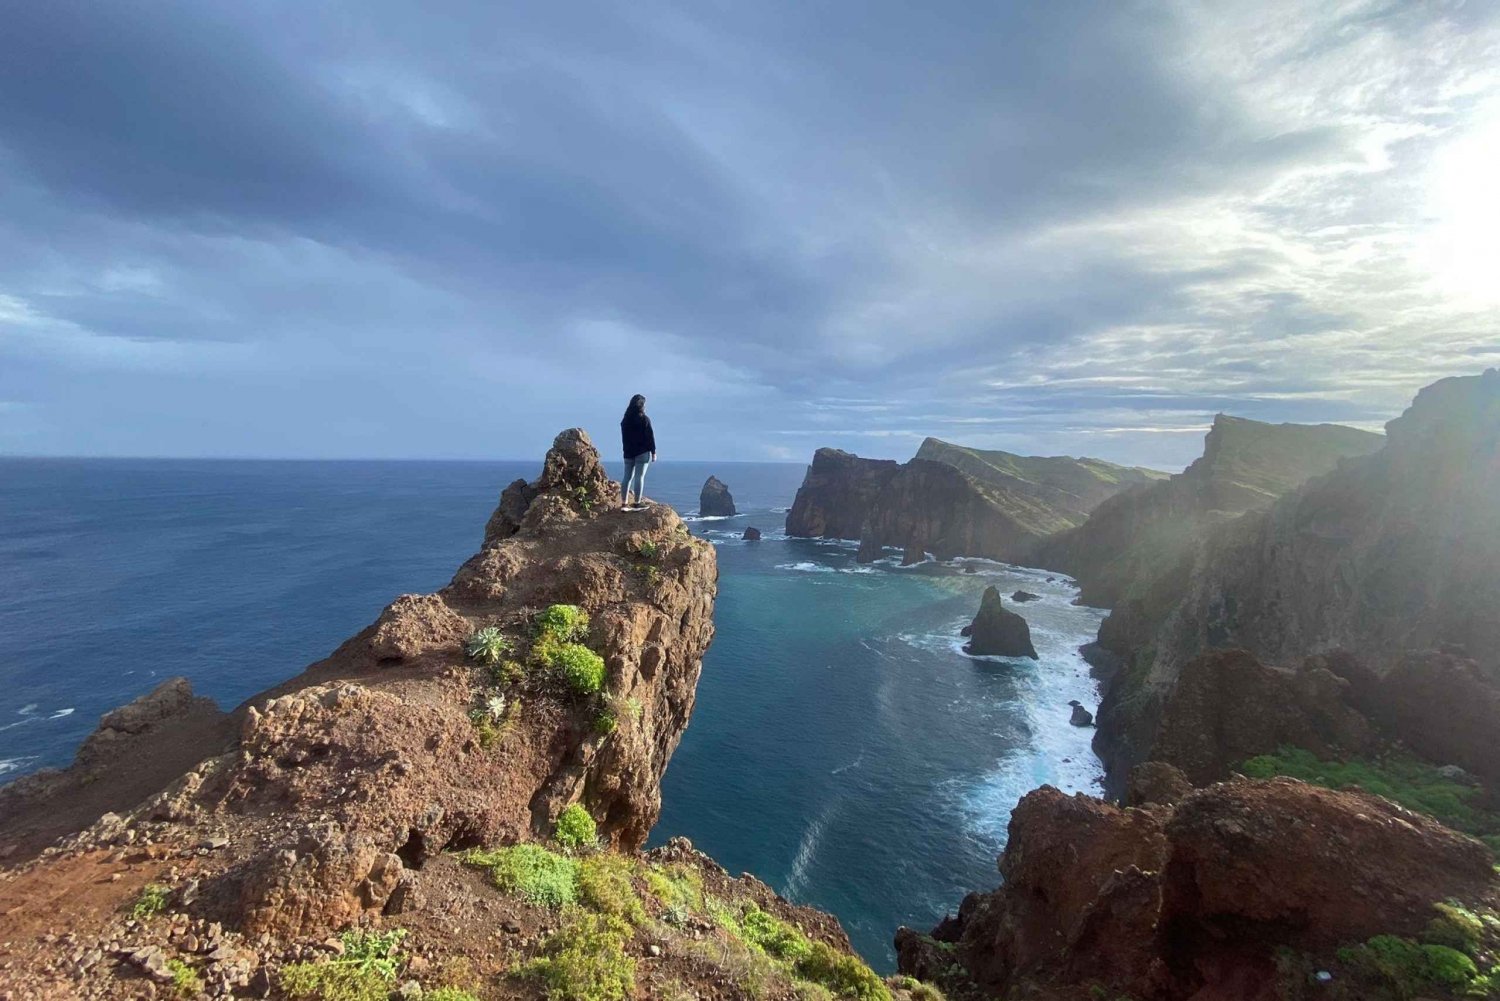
left=785, top=447, right=900, bottom=539
left=699, top=475, right=736, bottom=517
left=1094, top=371, right=1500, bottom=793
left=963, top=586, right=1038, bottom=659
left=1, top=429, right=879, bottom=1001
left=742, top=526, right=762, bottom=541
left=898, top=778, right=1497, bottom=1001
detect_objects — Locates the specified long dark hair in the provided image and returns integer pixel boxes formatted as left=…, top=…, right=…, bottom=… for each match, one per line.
left=622, top=394, right=646, bottom=422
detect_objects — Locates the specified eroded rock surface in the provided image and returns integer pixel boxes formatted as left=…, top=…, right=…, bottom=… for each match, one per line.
left=899, top=777, right=1497, bottom=1001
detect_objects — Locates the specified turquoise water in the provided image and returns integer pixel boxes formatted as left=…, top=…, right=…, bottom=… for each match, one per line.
left=0, top=457, right=1105, bottom=968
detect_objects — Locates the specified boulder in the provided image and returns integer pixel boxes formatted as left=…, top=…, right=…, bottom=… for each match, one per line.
left=1068, top=701, right=1094, bottom=727
left=700, top=476, right=736, bottom=517
left=1125, top=761, right=1192, bottom=808
left=900, top=777, right=1498, bottom=1000
left=1011, top=590, right=1040, bottom=602
left=742, top=526, right=762, bottom=541
left=963, top=586, right=1038, bottom=659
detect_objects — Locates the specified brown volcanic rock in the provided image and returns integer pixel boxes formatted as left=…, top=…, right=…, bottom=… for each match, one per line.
left=1144, top=648, right=1375, bottom=786
left=1126, top=761, right=1193, bottom=807
left=367, top=592, right=470, bottom=661
left=0, top=427, right=718, bottom=946
left=958, top=786, right=1170, bottom=993
left=902, top=777, right=1498, bottom=1001
left=1161, top=778, right=1495, bottom=953
left=963, top=586, right=1038, bottom=659
left=785, top=447, right=900, bottom=539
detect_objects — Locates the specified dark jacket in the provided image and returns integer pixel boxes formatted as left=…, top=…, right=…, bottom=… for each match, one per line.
left=621, top=411, right=656, bottom=460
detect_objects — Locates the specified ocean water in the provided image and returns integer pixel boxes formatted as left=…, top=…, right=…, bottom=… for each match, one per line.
left=0, top=456, right=1105, bottom=967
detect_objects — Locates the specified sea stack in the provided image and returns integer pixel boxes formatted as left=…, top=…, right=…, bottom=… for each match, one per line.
left=742, top=526, right=762, bottom=540
left=963, top=585, right=1039, bottom=659
left=700, top=475, right=736, bottom=517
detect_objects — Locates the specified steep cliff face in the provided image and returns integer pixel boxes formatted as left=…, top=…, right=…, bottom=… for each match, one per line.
left=788, top=440, right=1158, bottom=563
left=898, top=779, right=1498, bottom=1001
left=1032, top=415, right=1383, bottom=609
left=1092, top=373, right=1500, bottom=788
left=785, top=447, right=901, bottom=539
left=855, top=458, right=1068, bottom=564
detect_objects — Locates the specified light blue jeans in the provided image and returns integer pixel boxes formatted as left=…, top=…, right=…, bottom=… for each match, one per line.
left=622, top=452, right=652, bottom=503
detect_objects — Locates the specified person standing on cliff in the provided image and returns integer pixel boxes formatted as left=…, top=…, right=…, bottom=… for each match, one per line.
left=620, top=394, right=657, bottom=510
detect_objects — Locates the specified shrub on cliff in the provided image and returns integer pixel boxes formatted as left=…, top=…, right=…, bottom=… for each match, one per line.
left=460, top=844, right=579, bottom=908
left=556, top=803, right=598, bottom=850
left=742, top=906, right=813, bottom=963
left=464, top=626, right=513, bottom=666
left=546, top=643, right=607, bottom=696
left=578, top=854, right=646, bottom=925
left=537, top=604, right=591, bottom=643
left=794, top=941, right=891, bottom=1001
left=520, top=908, right=636, bottom=1001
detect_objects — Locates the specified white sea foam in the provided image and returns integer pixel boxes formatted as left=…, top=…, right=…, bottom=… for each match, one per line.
left=16, top=703, right=37, bottom=716
left=784, top=799, right=838, bottom=900
left=49, top=708, right=74, bottom=719
left=0, top=756, right=38, bottom=776
left=776, top=561, right=836, bottom=573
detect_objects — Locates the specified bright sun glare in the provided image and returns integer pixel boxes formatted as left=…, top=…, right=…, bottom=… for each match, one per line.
left=1421, top=109, right=1500, bottom=308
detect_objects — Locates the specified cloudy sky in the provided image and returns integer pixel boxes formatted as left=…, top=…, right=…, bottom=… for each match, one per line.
left=2, top=1, right=1497, bottom=469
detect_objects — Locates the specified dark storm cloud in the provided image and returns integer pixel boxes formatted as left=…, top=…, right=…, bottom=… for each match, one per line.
left=1, top=1, right=1497, bottom=463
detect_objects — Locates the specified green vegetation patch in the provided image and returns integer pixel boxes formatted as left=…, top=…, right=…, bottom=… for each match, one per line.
left=1239, top=747, right=1500, bottom=848
left=519, top=908, right=636, bottom=1001
left=460, top=844, right=580, bottom=908
left=465, top=626, right=513, bottom=666
left=556, top=804, right=599, bottom=851
left=426, top=990, right=481, bottom=1001
left=537, top=641, right=607, bottom=696
left=1337, top=934, right=1483, bottom=998
left=577, top=854, right=646, bottom=925
left=645, top=863, right=705, bottom=914
left=536, top=604, right=591, bottom=644
left=793, top=941, right=892, bottom=1001
left=280, top=928, right=407, bottom=1001
left=166, top=958, right=203, bottom=998
left=717, top=902, right=890, bottom=1001
left=891, top=975, right=948, bottom=1001
left=131, top=883, right=170, bottom=919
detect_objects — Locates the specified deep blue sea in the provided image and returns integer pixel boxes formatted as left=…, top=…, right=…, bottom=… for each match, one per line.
left=0, top=456, right=1105, bottom=967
